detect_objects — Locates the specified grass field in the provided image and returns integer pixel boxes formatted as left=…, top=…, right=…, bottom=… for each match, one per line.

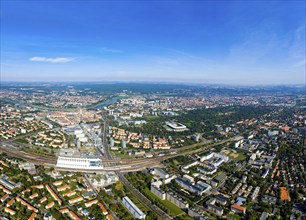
left=144, top=115, right=160, bottom=120
left=235, top=153, right=246, bottom=161
left=123, top=186, right=150, bottom=214
left=127, top=192, right=150, bottom=213
left=221, top=149, right=246, bottom=161
left=110, top=151, right=133, bottom=159
left=227, top=213, right=242, bottom=220
left=143, top=188, right=184, bottom=217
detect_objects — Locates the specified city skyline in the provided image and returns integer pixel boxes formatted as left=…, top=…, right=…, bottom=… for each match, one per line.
left=1, top=1, right=305, bottom=84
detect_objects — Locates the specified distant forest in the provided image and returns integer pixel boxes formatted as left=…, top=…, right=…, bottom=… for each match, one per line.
left=121, top=106, right=276, bottom=138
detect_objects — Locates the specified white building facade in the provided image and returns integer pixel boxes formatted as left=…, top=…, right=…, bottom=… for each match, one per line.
left=56, top=156, right=103, bottom=170
left=122, top=196, right=146, bottom=219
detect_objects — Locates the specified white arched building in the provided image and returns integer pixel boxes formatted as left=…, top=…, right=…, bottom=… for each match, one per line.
left=56, top=156, right=103, bottom=170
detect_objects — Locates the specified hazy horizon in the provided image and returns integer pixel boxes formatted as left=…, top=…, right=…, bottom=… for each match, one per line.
left=1, top=80, right=305, bottom=87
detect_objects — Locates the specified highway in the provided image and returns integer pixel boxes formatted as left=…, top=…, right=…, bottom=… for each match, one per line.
left=102, top=121, right=114, bottom=162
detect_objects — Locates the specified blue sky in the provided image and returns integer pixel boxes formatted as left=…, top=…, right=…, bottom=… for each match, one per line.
left=1, top=1, right=305, bottom=84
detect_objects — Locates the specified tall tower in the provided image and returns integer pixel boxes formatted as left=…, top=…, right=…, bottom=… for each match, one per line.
left=79, top=107, right=83, bottom=123
left=121, top=139, right=126, bottom=148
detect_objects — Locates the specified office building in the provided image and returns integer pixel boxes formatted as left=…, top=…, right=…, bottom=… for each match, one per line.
left=122, top=196, right=146, bottom=219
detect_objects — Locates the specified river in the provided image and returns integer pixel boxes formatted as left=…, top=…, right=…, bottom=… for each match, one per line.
left=1, top=97, right=120, bottom=111
left=88, top=97, right=120, bottom=110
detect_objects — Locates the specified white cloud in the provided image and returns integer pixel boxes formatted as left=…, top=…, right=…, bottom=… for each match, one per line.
left=29, top=56, right=76, bottom=63
left=100, top=47, right=124, bottom=53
